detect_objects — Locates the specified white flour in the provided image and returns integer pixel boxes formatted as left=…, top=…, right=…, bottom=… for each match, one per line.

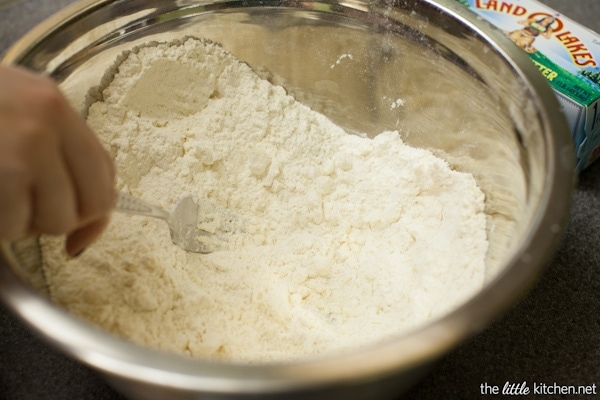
left=42, top=38, right=488, bottom=363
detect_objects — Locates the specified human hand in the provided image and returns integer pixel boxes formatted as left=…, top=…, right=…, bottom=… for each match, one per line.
left=0, top=65, right=115, bottom=256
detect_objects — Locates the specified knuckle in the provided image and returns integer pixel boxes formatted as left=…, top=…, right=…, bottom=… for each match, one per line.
left=31, top=81, right=69, bottom=118
left=81, top=190, right=115, bottom=220
left=37, top=79, right=64, bottom=105
left=9, top=116, right=56, bottom=155
left=0, top=158, right=31, bottom=184
left=17, top=120, right=47, bottom=146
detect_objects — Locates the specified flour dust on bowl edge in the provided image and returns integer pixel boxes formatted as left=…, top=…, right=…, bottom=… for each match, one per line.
left=0, top=0, right=574, bottom=399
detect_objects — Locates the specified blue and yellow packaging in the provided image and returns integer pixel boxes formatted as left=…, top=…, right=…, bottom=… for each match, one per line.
left=455, top=0, right=600, bottom=172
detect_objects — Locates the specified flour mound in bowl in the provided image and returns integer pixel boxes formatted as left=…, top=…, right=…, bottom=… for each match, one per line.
left=41, top=37, right=488, bottom=363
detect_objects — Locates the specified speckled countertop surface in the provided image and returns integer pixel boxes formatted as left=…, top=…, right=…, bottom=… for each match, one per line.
left=1, top=1, right=599, bottom=399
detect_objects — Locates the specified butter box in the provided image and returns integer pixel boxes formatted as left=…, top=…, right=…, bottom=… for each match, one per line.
left=454, top=0, right=600, bottom=172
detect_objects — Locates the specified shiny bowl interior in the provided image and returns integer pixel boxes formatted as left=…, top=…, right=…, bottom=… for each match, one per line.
left=0, top=0, right=574, bottom=399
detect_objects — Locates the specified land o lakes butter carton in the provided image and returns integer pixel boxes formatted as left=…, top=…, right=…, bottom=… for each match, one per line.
left=454, top=0, right=600, bottom=172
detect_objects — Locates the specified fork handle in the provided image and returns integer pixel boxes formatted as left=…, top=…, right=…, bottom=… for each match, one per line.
left=115, top=192, right=170, bottom=220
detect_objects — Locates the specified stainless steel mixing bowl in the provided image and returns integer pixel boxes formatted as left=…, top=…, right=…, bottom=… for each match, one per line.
left=0, top=0, right=575, bottom=399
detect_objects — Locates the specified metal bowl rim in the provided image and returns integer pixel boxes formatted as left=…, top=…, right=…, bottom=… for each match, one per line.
left=0, top=0, right=575, bottom=393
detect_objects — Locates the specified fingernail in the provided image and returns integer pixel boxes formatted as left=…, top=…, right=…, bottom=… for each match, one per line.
left=68, top=247, right=86, bottom=259
left=74, top=247, right=86, bottom=258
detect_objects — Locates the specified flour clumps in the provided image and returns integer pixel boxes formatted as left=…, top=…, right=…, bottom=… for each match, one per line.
left=41, top=38, right=488, bottom=363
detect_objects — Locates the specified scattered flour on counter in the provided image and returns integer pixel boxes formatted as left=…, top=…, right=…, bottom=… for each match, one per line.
left=41, top=38, right=488, bottom=363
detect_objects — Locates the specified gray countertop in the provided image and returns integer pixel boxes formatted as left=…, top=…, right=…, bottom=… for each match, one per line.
left=1, top=1, right=599, bottom=399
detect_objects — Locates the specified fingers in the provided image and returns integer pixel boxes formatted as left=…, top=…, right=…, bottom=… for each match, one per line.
left=30, top=141, right=78, bottom=236
left=60, top=120, right=116, bottom=256
left=0, top=98, right=79, bottom=239
left=55, top=86, right=116, bottom=255
left=65, top=215, right=111, bottom=257
left=0, top=160, right=31, bottom=240
left=0, top=65, right=115, bottom=251
left=59, top=111, right=116, bottom=226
